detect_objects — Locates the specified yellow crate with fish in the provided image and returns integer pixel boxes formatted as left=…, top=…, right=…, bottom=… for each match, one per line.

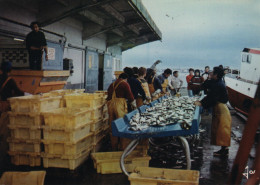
left=129, top=167, right=199, bottom=185
left=42, top=107, right=92, bottom=129
left=9, top=95, right=62, bottom=113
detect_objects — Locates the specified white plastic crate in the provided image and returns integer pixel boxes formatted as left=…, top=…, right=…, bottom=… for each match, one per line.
left=8, top=112, right=43, bottom=127
left=8, top=138, right=41, bottom=153
left=42, top=133, right=93, bottom=155
left=9, top=95, right=62, bottom=113
left=42, top=121, right=93, bottom=142
left=9, top=125, right=41, bottom=140
left=42, top=147, right=92, bottom=170
left=42, top=107, right=92, bottom=129
left=8, top=151, right=41, bottom=167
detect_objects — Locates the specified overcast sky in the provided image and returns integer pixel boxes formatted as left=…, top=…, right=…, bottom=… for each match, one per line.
left=122, top=0, right=260, bottom=70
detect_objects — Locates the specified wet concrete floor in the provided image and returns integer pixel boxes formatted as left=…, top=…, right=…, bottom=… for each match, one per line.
left=0, top=94, right=257, bottom=185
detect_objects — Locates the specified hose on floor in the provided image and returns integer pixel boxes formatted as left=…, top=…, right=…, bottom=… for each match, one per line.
left=120, top=139, right=139, bottom=176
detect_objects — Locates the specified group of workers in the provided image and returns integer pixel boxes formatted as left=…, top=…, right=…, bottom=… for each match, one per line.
left=106, top=66, right=176, bottom=150
left=107, top=64, right=232, bottom=157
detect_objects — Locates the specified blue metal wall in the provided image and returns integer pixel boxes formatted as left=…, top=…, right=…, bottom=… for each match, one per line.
left=103, top=54, right=113, bottom=90
left=42, top=42, right=63, bottom=70
left=85, top=49, right=99, bottom=92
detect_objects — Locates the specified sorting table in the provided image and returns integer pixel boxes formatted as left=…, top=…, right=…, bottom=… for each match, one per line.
left=111, top=95, right=202, bottom=176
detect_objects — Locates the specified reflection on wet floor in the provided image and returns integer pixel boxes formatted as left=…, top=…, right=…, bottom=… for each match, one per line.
left=0, top=104, right=255, bottom=185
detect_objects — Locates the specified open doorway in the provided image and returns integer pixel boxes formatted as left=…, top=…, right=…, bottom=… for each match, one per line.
left=98, top=53, right=104, bottom=90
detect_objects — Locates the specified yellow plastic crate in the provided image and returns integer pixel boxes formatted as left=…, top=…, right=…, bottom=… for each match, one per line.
left=42, top=133, right=93, bottom=155
left=91, top=151, right=151, bottom=174
left=42, top=147, right=92, bottom=170
left=8, top=112, right=43, bottom=127
left=9, top=125, right=41, bottom=140
left=8, top=151, right=41, bottom=167
left=93, top=127, right=105, bottom=145
left=8, top=138, right=41, bottom=153
left=50, top=89, right=85, bottom=96
left=95, top=91, right=108, bottom=102
left=64, top=93, right=104, bottom=108
left=91, top=118, right=109, bottom=132
left=103, top=111, right=109, bottom=120
left=93, top=124, right=110, bottom=144
left=9, top=95, right=62, bottom=113
left=114, top=71, right=123, bottom=79
left=129, top=167, right=200, bottom=185
left=42, top=107, right=92, bottom=129
left=91, top=105, right=106, bottom=120
left=42, top=121, right=93, bottom=142
left=134, top=139, right=149, bottom=157
left=95, top=91, right=108, bottom=95
left=0, top=171, right=46, bottom=185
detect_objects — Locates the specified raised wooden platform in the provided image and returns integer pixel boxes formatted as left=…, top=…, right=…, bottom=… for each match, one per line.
left=2, top=70, right=70, bottom=94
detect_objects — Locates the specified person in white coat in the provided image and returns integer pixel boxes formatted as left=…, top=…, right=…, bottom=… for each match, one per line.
left=168, top=71, right=183, bottom=96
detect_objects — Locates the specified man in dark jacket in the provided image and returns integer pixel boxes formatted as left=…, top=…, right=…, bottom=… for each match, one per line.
left=123, top=67, right=146, bottom=111
left=26, top=21, right=48, bottom=70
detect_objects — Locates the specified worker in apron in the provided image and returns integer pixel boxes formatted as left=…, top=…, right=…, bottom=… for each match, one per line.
left=0, top=61, right=24, bottom=113
left=145, top=68, right=162, bottom=101
left=123, top=67, right=146, bottom=112
left=158, top=68, right=172, bottom=96
left=136, top=67, right=151, bottom=107
left=194, top=66, right=231, bottom=156
left=107, top=73, right=136, bottom=151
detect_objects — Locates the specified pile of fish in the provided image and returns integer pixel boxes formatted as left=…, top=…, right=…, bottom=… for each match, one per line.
left=129, top=96, right=200, bottom=131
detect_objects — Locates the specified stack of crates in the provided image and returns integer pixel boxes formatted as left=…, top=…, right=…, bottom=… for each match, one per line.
left=64, top=92, right=110, bottom=153
left=41, top=106, right=94, bottom=170
left=7, top=94, right=62, bottom=167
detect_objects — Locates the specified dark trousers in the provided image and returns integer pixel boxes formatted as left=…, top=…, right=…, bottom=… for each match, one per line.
left=29, top=52, right=42, bottom=70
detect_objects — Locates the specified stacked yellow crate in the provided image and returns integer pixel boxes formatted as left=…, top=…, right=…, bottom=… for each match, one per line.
left=7, top=94, right=62, bottom=167
left=92, top=91, right=109, bottom=152
left=64, top=93, right=110, bottom=153
left=41, top=107, right=93, bottom=170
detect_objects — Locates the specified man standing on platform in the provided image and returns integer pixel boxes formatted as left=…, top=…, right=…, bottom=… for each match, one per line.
left=26, top=21, right=48, bottom=70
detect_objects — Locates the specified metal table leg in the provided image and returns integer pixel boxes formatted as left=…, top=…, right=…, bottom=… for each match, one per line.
left=178, top=136, right=191, bottom=170
left=120, top=139, right=139, bottom=176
